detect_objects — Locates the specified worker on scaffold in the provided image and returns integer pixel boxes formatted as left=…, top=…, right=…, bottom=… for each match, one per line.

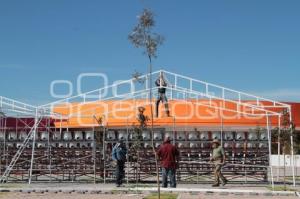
left=137, top=106, right=149, bottom=128
left=155, top=72, right=170, bottom=117
left=210, top=139, right=228, bottom=187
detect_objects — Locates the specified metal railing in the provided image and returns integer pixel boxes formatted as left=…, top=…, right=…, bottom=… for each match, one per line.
left=40, top=70, right=289, bottom=118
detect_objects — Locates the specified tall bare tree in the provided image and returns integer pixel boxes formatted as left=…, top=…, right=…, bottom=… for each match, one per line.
left=129, top=8, right=164, bottom=199
left=271, top=110, right=297, bottom=154
left=271, top=109, right=298, bottom=189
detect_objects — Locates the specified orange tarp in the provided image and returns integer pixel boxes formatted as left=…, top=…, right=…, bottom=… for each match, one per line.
left=52, top=100, right=299, bottom=129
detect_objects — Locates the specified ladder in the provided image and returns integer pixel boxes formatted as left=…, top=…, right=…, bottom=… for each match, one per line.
left=0, top=116, right=43, bottom=183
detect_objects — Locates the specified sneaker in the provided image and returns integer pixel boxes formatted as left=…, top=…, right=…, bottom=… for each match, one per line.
left=212, top=184, right=220, bottom=187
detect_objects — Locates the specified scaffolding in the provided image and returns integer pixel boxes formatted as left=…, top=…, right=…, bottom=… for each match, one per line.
left=0, top=70, right=295, bottom=187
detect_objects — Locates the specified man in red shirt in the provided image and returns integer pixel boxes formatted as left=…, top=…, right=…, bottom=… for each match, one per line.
left=157, top=137, right=179, bottom=188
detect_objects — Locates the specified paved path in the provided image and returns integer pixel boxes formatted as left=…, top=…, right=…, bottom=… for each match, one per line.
left=0, top=183, right=299, bottom=198
left=0, top=192, right=299, bottom=199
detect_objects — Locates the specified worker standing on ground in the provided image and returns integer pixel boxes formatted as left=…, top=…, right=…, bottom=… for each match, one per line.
left=210, top=139, right=228, bottom=187
left=157, top=137, right=179, bottom=188
left=155, top=72, right=170, bottom=117
left=112, top=140, right=127, bottom=187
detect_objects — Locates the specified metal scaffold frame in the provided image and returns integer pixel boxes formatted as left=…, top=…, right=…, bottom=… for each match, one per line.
left=0, top=96, right=65, bottom=183
left=0, top=70, right=296, bottom=187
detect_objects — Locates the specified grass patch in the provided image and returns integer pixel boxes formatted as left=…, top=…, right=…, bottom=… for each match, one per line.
left=286, top=176, right=300, bottom=181
left=144, top=193, right=178, bottom=199
left=111, top=189, right=122, bottom=194
left=129, top=190, right=143, bottom=194
left=0, top=184, right=22, bottom=189
left=128, top=184, right=157, bottom=188
left=267, top=185, right=297, bottom=192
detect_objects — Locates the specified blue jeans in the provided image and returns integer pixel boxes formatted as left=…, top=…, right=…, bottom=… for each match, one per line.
left=162, top=167, right=176, bottom=188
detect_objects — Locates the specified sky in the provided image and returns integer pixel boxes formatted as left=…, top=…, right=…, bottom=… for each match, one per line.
left=0, top=0, right=299, bottom=105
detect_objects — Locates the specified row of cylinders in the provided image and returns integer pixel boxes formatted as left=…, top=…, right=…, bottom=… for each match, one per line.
left=0, top=131, right=94, bottom=141
left=0, top=131, right=268, bottom=141
left=5, top=142, right=93, bottom=149
left=146, top=142, right=268, bottom=149
left=3, top=141, right=268, bottom=149
left=177, top=142, right=268, bottom=149
left=107, top=131, right=268, bottom=141
left=0, top=131, right=269, bottom=149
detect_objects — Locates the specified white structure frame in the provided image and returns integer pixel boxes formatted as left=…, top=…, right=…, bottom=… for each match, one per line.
left=0, top=70, right=295, bottom=187
left=0, top=97, right=63, bottom=183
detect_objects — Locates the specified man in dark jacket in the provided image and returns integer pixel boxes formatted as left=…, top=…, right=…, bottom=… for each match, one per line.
left=155, top=73, right=170, bottom=117
left=157, top=137, right=179, bottom=188
left=112, top=140, right=127, bottom=187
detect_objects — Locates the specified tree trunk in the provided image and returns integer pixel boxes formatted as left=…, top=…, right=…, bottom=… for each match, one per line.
left=148, top=55, right=160, bottom=199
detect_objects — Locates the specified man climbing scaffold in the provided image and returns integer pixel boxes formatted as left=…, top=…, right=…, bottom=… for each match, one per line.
left=155, top=72, right=170, bottom=117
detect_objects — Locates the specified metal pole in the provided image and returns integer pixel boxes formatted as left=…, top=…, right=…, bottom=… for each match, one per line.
left=28, top=108, right=39, bottom=184
left=283, top=147, right=286, bottom=190
left=103, top=126, right=106, bottom=184
left=220, top=113, right=223, bottom=147
left=0, top=117, right=2, bottom=177
left=4, top=118, right=7, bottom=175
left=173, top=116, right=177, bottom=182
left=289, top=107, right=296, bottom=187
left=59, top=116, right=62, bottom=181
left=47, top=118, right=52, bottom=182
left=59, top=116, right=62, bottom=136
left=266, top=114, right=274, bottom=189
left=173, top=116, right=176, bottom=145
left=93, top=117, right=96, bottom=184
left=220, top=111, right=227, bottom=182
left=277, top=115, right=281, bottom=181
left=126, top=117, right=129, bottom=185
left=49, top=145, right=52, bottom=182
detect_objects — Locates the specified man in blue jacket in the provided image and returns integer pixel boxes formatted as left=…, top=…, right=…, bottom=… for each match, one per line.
left=112, top=140, right=127, bottom=187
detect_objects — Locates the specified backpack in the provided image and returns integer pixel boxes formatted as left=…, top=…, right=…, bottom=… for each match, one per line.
left=112, top=144, right=127, bottom=161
